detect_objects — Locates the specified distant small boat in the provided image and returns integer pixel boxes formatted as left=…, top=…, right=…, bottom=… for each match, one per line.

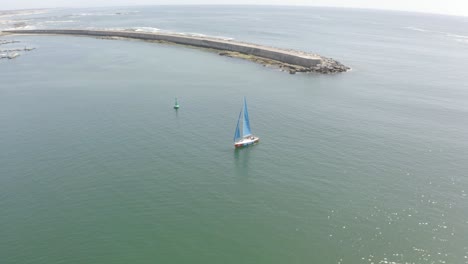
left=173, top=97, right=180, bottom=109
left=234, top=97, right=259, bottom=148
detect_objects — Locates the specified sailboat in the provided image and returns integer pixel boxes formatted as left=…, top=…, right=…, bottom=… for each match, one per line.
left=234, top=97, right=260, bottom=148
left=173, top=97, right=180, bottom=109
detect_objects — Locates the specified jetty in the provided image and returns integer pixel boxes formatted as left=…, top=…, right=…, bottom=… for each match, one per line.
left=2, top=29, right=349, bottom=74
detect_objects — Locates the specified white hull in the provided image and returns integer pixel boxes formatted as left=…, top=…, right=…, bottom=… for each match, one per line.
left=234, top=136, right=260, bottom=148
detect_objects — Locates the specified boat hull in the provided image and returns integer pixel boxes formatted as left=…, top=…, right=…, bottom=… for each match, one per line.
left=234, top=136, right=260, bottom=148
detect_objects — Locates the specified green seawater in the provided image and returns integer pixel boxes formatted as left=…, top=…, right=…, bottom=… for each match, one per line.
left=1, top=6, right=468, bottom=264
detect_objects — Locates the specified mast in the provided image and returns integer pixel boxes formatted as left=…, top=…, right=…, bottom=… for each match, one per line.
left=242, top=97, right=252, bottom=137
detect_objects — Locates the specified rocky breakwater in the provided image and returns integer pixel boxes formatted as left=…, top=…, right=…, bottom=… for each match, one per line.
left=3, top=29, right=350, bottom=74
left=218, top=50, right=349, bottom=74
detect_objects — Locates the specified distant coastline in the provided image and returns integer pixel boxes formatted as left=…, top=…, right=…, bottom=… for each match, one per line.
left=0, top=9, right=48, bottom=18
left=2, top=29, right=350, bottom=74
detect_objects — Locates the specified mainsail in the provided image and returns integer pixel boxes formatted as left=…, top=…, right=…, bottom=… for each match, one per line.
left=242, top=97, right=252, bottom=137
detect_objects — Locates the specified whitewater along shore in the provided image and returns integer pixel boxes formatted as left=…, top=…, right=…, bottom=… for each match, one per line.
left=2, top=29, right=350, bottom=74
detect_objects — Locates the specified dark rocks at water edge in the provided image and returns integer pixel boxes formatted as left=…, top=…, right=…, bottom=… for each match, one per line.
left=218, top=51, right=350, bottom=74
left=305, top=57, right=350, bottom=74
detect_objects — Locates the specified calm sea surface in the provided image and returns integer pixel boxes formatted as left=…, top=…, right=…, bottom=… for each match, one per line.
left=1, top=6, right=468, bottom=264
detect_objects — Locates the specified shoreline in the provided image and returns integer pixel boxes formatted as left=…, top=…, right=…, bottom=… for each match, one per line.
left=2, top=29, right=350, bottom=74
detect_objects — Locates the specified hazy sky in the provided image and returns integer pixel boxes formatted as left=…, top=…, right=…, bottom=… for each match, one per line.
left=3, top=0, right=468, bottom=17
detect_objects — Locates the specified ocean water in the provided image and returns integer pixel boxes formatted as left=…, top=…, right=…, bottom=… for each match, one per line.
left=1, top=6, right=468, bottom=264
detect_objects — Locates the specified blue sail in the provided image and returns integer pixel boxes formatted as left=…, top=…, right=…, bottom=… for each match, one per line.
left=233, top=108, right=242, bottom=142
left=242, top=97, right=252, bottom=137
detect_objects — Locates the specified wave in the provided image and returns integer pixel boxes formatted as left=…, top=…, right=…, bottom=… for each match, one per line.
left=74, top=13, right=111, bottom=16
left=43, top=20, right=76, bottom=23
left=446, top=33, right=468, bottom=39
left=5, top=25, right=36, bottom=30
left=445, top=33, right=468, bottom=45
left=212, top=36, right=234, bottom=41
left=0, top=19, right=29, bottom=25
left=116, top=11, right=140, bottom=15
left=404, top=26, right=468, bottom=45
left=133, top=27, right=160, bottom=33
left=69, top=13, right=112, bottom=18
left=186, top=32, right=207, bottom=37
left=71, top=11, right=139, bottom=18
left=404, top=26, right=429, bottom=32
left=0, top=20, right=12, bottom=26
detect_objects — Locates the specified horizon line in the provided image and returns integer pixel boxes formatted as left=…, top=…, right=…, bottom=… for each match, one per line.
left=1, top=4, right=467, bottom=18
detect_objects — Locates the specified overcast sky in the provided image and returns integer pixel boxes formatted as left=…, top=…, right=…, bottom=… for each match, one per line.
left=3, top=0, right=468, bottom=17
